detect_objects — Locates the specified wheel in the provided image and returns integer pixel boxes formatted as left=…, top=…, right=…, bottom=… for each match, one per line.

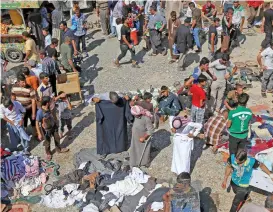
left=5, top=48, right=23, bottom=63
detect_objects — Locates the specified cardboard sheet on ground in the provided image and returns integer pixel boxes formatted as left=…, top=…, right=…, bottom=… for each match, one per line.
left=250, top=169, right=273, bottom=193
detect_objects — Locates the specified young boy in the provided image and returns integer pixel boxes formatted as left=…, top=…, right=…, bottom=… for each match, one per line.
left=189, top=74, right=207, bottom=124
left=58, top=91, right=72, bottom=138
left=36, top=96, right=69, bottom=160
left=42, top=28, right=52, bottom=48
left=22, top=67, right=39, bottom=90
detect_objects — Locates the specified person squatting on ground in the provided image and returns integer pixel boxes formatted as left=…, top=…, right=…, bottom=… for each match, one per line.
left=36, top=96, right=69, bottom=161
left=224, top=83, right=244, bottom=111
left=204, top=110, right=229, bottom=154
left=156, top=86, right=181, bottom=128
left=246, top=0, right=263, bottom=28
left=222, top=149, right=273, bottom=212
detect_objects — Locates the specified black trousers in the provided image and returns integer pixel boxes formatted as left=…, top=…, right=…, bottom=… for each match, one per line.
left=262, top=30, right=273, bottom=48
left=49, top=74, right=57, bottom=95
left=24, top=108, right=35, bottom=127
left=230, top=180, right=250, bottom=212
left=229, top=134, right=247, bottom=155
left=117, top=44, right=136, bottom=61
left=75, top=34, right=86, bottom=52
left=60, top=118, right=72, bottom=133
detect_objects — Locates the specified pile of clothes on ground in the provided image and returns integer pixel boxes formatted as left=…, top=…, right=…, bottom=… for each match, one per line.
left=218, top=109, right=273, bottom=193
left=1, top=148, right=176, bottom=211
left=37, top=148, right=172, bottom=212
left=1, top=149, right=60, bottom=203
left=218, top=110, right=273, bottom=159
left=0, top=148, right=60, bottom=209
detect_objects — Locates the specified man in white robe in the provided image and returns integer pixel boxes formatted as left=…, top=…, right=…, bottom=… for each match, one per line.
left=171, top=117, right=203, bottom=174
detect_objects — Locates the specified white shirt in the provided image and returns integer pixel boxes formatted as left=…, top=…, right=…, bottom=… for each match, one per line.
left=0, top=101, right=25, bottom=122
left=116, top=24, right=123, bottom=41
left=45, top=34, right=52, bottom=48
left=261, top=47, right=273, bottom=69
left=186, top=0, right=196, bottom=18
left=232, top=6, right=245, bottom=25
left=30, top=64, right=43, bottom=81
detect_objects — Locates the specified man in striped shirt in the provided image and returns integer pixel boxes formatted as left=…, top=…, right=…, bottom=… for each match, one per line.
left=204, top=110, right=229, bottom=153
left=11, top=74, right=37, bottom=133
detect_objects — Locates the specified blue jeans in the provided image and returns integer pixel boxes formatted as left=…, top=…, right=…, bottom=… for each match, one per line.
left=109, top=14, right=116, bottom=36
left=193, top=28, right=201, bottom=49
left=7, top=123, right=29, bottom=151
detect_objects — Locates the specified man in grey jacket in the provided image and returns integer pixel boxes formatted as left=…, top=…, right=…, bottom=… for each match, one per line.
left=147, top=5, right=167, bottom=56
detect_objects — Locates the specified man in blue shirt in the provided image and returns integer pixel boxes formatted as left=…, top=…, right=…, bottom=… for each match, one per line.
left=222, top=150, right=273, bottom=212
left=60, top=21, right=78, bottom=55
left=71, top=9, right=88, bottom=57
left=185, top=57, right=215, bottom=98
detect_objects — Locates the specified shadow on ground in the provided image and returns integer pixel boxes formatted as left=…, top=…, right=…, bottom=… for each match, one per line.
left=80, top=53, right=103, bottom=85
left=200, top=187, right=219, bottom=212
left=190, top=138, right=205, bottom=173
left=150, top=129, right=171, bottom=162
left=86, top=39, right=105, bottom=52
left=60, top=111, right=95, bottom=149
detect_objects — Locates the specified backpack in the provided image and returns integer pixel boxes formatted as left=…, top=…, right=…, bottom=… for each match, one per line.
left=41, top=109, right=55, bottom=131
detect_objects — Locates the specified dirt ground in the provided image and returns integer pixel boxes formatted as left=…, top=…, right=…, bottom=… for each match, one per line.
left=2, top=2, right=273, bottom=212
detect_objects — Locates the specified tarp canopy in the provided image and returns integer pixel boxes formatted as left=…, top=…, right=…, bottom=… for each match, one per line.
left=0, top=1, right=41, bottom=9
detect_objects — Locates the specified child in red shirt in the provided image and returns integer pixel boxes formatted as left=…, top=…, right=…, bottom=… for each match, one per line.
left=189, top=74, right=207, bottom=124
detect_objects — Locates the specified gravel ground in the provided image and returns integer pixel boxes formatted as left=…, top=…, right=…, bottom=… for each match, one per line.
left=4, top=13, right=273, bottom=212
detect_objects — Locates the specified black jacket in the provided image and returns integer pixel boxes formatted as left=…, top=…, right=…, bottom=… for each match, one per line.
left=174, top=24, right=193, bottom=54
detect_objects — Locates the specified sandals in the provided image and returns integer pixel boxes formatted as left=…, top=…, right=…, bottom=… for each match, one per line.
left=168, top=60, right=176, bottom=64
left=57, top=148, right=69, bottom=153
left=148, top=53, right=157, bottom=56
left=261, top=92, right=267, bottom=98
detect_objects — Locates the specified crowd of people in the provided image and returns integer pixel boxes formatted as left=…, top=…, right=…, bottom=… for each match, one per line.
left=1, top=0, right=273, bottom=212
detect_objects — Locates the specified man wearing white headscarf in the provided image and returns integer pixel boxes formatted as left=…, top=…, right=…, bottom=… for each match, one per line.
left=171, top=116, right=203, bottom=174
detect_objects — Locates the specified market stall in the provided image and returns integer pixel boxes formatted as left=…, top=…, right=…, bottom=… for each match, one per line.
left=0, top=1, right=41, bottom=63
left=56, top=72, right=83, bottom=102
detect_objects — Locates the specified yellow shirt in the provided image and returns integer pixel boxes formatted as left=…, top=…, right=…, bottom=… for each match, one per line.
left=25, top=38, right=39, bottom=61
